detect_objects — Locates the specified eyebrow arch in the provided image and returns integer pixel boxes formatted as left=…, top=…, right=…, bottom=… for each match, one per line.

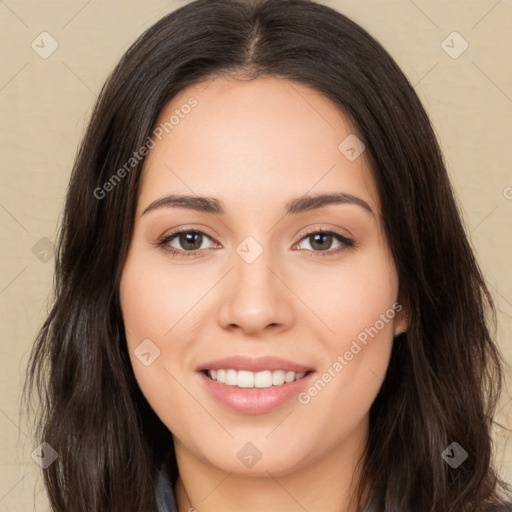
left=141, top=192, right=374, bottom=217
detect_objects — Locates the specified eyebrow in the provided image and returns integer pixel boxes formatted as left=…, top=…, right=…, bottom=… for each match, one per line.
left=141, top=192, right=374, bottom=217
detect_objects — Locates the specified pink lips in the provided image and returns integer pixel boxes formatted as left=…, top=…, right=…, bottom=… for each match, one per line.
left=196, top=355, right=315, bottom=414
left=196, top=355, right=313, bottom=373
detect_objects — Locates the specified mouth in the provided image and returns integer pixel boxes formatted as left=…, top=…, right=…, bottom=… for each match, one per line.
left=201, top=368, right=314, bottom=389
left=196, top=356, right=316, bottom=413
left=198, top=367, right=316, bottom=414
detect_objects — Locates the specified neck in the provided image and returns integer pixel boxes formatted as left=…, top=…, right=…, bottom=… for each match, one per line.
left=173, top=415, right=370, bottom=512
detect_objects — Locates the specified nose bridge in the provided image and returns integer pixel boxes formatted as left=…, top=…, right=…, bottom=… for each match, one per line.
left=217, top=234, right=293, bottom=333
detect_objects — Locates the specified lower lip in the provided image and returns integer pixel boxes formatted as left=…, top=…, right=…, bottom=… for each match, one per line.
left=199, top=371, right=315, bottom=414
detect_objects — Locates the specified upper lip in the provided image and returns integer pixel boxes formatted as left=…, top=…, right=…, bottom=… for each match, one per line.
left=196, top=356, right=314, bottom=373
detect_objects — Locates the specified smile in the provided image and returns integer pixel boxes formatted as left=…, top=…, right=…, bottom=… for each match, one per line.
left=205, top=369, right=310, bottom=388
left=199, top=369, right=316, bottom=415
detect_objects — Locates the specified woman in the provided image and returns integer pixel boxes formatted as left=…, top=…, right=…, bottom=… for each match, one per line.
left=24, top=0, right=512, bottom=510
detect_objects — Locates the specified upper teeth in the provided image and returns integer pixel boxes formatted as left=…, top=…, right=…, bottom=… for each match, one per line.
left=208, top=369, right=307, bottom=388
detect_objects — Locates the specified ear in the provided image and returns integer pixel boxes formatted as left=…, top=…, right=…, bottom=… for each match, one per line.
left=393, top=291, right=410, bottom=337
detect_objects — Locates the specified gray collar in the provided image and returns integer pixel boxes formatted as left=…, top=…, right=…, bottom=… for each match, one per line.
left=155, top=465, right=178, bottom=512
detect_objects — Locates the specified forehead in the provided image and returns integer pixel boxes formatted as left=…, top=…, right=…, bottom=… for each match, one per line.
left=138, top=76, right=379, bottom=217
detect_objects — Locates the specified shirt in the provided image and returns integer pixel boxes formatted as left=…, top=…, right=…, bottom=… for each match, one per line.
left=154, top=464, right=512, bottom=512
left=156, top=465, right=178, bottom=512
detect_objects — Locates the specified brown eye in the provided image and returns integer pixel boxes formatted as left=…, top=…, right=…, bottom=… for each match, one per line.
left=158, top=229, right=217, bottom=257
left=294, top=229, right=355, bottom=257
left=176, top=231, right=204, bottom=251
left=308, top=232, right=335, bottom=251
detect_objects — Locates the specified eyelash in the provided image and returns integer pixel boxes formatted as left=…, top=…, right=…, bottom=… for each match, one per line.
left=156, top=226, right=355, bottom=259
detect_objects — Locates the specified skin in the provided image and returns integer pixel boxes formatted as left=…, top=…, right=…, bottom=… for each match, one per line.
left=119, top=76, right=409, bottom=512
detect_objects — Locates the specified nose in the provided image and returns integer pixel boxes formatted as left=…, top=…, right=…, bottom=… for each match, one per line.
left=217, top=245, right=295, bottom=335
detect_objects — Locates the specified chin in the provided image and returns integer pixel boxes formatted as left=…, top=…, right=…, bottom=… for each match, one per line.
left=193, top=439, right=310, bottom=477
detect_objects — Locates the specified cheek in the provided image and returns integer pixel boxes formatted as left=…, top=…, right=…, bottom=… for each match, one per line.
left=120, top=247, right=206, bottom=346
left=299, top=243, right=399, bottom=347
left=298, top=246, right=401, bottom=414
left=119, top=243, right=224, bottom=418
left=295, top=250, right=399, bottom=439
left=119, top=249, right=186, bottom=412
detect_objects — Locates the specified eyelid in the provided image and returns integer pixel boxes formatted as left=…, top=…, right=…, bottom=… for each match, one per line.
left=295, top=223, right=353, bottom=242
left=157, top=224, right=218, bottom=244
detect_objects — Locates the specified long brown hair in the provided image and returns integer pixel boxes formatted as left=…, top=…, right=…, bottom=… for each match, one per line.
left=24, top=0, right=511, bottom=510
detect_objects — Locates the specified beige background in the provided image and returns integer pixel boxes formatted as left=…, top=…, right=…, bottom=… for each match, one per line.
left=1, top=0, right=511, bottom=509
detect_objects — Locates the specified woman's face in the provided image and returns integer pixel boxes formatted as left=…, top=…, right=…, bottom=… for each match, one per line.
left=119, top=76, right=407, bottom=476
